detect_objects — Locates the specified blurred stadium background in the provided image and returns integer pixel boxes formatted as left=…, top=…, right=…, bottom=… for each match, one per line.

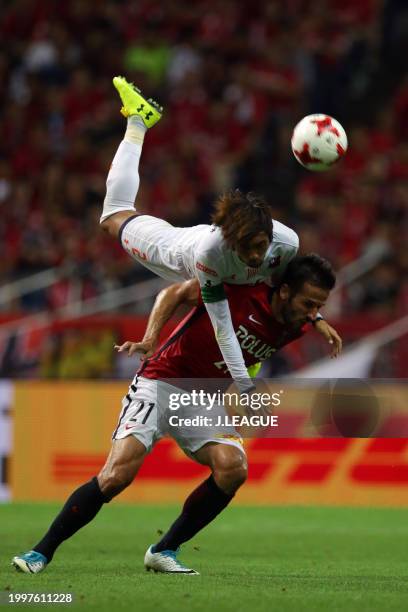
left=0, top=0, right=408, bottom=511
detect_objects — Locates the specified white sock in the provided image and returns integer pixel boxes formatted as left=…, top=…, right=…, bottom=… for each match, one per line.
left=125, top=115, right=147, bottom=143
left=100, top=117, right=146, bottom=223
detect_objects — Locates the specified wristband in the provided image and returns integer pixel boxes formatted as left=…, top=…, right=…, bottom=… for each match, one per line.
left=312, top=312, right=324, bottom=326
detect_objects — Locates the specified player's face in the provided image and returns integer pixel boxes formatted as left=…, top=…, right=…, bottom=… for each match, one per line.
left=236, top=232, right=270, bottom=268
left=280, top=282, right=329, bottom=327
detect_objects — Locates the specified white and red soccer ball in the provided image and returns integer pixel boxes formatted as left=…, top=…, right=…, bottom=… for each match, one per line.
left=291, top=114, right=348, bottom=171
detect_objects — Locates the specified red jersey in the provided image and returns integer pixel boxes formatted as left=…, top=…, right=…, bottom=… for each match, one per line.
left=139, top=283, right=307, bottom=381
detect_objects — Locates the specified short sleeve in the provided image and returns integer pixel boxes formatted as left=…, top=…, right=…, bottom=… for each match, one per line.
left=194, top=239, right=226, bottom=302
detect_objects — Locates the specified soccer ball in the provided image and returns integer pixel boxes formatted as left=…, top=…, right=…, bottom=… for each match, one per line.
left=291, top=114, right=348, bottom=171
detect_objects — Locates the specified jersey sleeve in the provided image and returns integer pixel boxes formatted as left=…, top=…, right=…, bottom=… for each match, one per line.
left=203, top=299, right=254, bottom=393
left=282, top=241, right=299, bottom=264
left=270, top=231, right=299, bottom=284
left=194, top=243, right=225, bottom=292
left=194, top=244, right=226, bottom=302
left=194, top=236, right=253, bottom=392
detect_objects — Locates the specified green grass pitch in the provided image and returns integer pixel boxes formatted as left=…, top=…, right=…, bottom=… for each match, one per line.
left=1, top=503, right=408, bottom=611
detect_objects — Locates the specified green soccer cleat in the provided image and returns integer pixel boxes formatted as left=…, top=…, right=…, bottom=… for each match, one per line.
left=112, top=76, right=163, bottom=127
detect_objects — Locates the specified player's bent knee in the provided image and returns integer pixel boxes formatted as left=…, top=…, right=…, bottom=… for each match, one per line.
left=100, top=211, right=136, bottom=239
left=221, top=463, right=248, bottom=490
left=212, top=448, right=248, bottom=494
left=98, top=466, right=135, bottom=498
left=97, top=436, right=146, bottom=498
left=100, top=217, right=117, bottom=238
left=213, top=465, right=247, bottom=495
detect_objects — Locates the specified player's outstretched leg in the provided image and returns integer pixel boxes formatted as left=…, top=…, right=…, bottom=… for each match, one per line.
left=144, top=443, right=247, bottom=575
left=12, top=437, right=146, bottom=574
left=12, top=477, right=109, bottom=574
left=100, top=76, right=163, bottom=224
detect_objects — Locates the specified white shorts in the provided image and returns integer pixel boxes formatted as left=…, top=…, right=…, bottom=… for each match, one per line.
left=112, top=376, right=244, bottom=457
left=120, top=215, right=191, bottom=283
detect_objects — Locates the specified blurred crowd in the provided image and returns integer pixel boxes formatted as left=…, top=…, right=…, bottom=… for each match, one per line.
left=0, top=0, right=407, bottom=317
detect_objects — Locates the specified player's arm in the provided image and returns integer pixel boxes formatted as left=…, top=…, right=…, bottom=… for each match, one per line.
left=115, top=279, right=200, bottom=359
left=195, top=247, right=254, bottom=393
left=313, top=317, right=342, bottom=358
left=201, top=284, right=254, bottom=393
left=273, top=237, right=342, bottom=358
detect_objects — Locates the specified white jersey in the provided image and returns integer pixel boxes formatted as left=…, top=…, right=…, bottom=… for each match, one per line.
left=120, top=215, right=298, bottom=288
left=182, top=220, right=298, bottom=289
left=120, top=215, right=298, bottom=392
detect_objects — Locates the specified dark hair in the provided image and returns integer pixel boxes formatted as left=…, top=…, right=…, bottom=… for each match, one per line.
left=211, top=189, right=273, bottom=248
left=280, top=253, right=336, bottom=293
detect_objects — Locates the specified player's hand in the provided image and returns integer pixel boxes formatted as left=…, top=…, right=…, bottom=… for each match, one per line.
left=314, top=320, right=342, bottom=358
left=231, top=380, right=275, bottom=419
left=114, top=338, right=157, bottom=360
